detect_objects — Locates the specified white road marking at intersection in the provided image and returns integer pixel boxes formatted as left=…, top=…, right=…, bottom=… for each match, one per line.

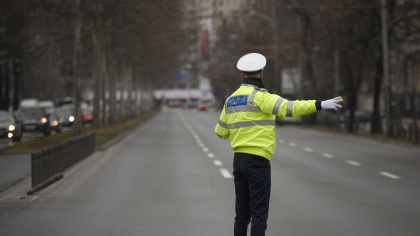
left=207, top=153, right=215, bottom=158
left=220, top=168, right=233, bottom=178
left=322, top=153, right=334, bottom=158
left=304, top=147, right=313, bottom=152
left=380, top=172, right=401, bottom=179
left=213, top=160, right=223, bottom=166
left=346, top=160, right=361, bottom=166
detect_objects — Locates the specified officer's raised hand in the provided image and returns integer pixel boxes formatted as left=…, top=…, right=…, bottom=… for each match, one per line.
left=321, top=96, right=343, bottom=110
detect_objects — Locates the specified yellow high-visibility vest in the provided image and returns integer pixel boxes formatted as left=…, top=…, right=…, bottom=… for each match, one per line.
left=215, top=84, right=317, bottom=160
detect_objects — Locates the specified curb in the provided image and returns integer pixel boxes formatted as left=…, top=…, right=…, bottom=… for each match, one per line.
left=0, top=150, right=32, bottom=155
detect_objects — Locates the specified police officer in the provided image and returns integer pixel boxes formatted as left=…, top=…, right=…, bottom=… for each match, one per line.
left=215, top=53, right=343, bottom=236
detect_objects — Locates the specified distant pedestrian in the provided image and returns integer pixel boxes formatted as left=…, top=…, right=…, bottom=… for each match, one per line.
left=215, top=53, right=343, bottom=236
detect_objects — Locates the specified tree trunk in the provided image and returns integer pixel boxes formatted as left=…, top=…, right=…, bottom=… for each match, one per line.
left=12, top=62, right=21, bottom=111
left=0, top=63, right=5, bottom=110
left=109, top=57, right=116, bottom=125
left=371, top=59, right=383, bottom=134
left=91, top=26, right=101, bottom=129
left=97, top=45, right=103, bottom=127
left=347, top=91, right=357, bottom=133
left=101, top=49, right=107, bottom=126
left=72, top=0, right=83, bottom=136
left=127, top=64, right=133, bottom=118
left=4, top=63, right=10, bottom=111
left=119, top=62, right=127, bottom=121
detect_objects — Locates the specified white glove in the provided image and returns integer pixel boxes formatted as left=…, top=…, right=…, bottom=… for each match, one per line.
left=321, top=97, right=343, bottom=110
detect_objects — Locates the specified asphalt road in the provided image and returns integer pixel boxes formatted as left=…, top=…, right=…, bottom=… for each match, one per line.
left=0, top=132, right=44, bottom=150
left=0, top=108, right=420, bottom=235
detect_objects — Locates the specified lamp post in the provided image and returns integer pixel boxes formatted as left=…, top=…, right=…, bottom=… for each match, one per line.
left=249, top=2, right=280, bottom=94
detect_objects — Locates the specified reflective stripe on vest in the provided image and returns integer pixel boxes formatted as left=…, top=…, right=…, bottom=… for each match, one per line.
left=228, top=120, right=275, bottom=129
left=218, top=119, right=229, bottom=129
left=272, top=97, right=285, bottom=115
left=286, top=101, right=294, bottom=117
left=216, top=133, right=230, bottom=139
left=248, top=90, right=259, bottom=106
left=226, top=105, right=261, bottom=114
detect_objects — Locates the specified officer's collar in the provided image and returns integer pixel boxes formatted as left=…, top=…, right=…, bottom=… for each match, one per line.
left=241, top=78, right=267, bottom=91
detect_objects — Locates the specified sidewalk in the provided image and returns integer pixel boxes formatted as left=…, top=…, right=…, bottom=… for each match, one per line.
left=0, top=153, right=30, bottom=193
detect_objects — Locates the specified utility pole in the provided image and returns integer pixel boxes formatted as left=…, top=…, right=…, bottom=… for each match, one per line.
left=271, top=0, right=280, bottom=94
left=381, top=0, right=391, bottom=137
left=73, top=0, right=82, bottom=136
left=334, top=48, right=340, bottom=97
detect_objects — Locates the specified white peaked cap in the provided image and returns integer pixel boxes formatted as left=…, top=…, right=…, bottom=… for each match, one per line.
left=236, top=53, right=266, bottom=72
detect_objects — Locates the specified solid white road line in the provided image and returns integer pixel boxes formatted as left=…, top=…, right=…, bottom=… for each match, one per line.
left=304, top=147, right=313, bottom=152
left=380, top=172, right=401, bottom=179
left=207, top=153, right=215, bottom=158
left=322, top=153, right=334, bottom=158
left=278, top=139, right=284, bottom=143
left=214, top=160, right=223, bottom=166
left=202, top=147, right=209, bottom=152
left=289, top=142, right=297, bottom=147
left=220, top=168, right=233, bottom=178
left=346, top=160, right=361, bottom=166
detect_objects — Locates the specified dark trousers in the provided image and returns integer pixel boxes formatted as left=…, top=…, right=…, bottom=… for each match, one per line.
left=233, top=157, right=271, bottom=236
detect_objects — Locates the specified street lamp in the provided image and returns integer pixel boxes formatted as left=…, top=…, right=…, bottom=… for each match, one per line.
left=248, top=5, right=280, bottom=94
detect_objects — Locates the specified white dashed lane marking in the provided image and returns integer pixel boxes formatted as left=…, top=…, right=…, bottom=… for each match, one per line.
left=220, top=168, right=233, bottom=178
left=202, top=147, right=209, bottom=152
left=346, top=160, right=361, bottom=166
left=213, top=160, right=223, bottom=166
left=198, top=143, right=205, bottom=147
left=278, top=139, right=284, bottom=143
left=380, top=172, right=401, bottom=179
left=289, top=142, right=297, bottom=147
left=322, top=153, right=334, bottom=158
left=207, top=153, right=214, bottom=158
left=304, top=147, right=313, bottom=152
left=29, top=196, right=39, bottom=202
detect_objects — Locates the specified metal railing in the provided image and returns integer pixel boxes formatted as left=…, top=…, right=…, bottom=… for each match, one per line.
left=28, top=132, right=95, bottom=194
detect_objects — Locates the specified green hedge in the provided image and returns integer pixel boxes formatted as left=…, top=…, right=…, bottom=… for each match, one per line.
left=0, top=110, right=159, bottom=152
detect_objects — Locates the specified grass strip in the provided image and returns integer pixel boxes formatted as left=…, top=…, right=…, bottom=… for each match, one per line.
left=0, top=110, right=159, bottom=152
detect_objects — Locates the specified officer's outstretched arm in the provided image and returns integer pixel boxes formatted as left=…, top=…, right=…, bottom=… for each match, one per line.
left=215, top=106, right=230, bottom=139
left=257, top=93, right=342, bottom=117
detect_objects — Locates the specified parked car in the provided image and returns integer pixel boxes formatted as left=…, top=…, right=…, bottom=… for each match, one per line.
left=341, top=110, right=372, bottom=123
left=49, top=112, right=62, bottom=133
left=38, top=100, right=55, bottom=115
left=16, top=107, right=51, bottom=136
left=0, top=111, right=23, bottom=141
left=275, top=116, right=302, bottom=125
